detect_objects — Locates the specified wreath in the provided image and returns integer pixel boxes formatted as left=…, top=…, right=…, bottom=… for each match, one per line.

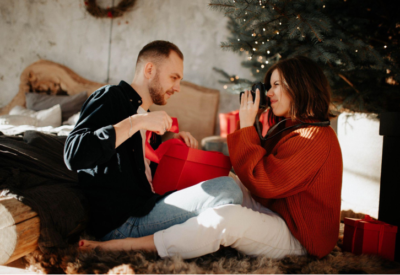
left=84, top=0, right=137, bottom=18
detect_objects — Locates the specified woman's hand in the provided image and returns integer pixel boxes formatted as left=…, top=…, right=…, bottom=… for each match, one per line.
left=173, top=131, right=198, bottom=149
left=240, top=89, right=260, bottom=129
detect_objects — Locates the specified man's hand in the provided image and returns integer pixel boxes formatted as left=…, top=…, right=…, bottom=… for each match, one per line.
left=134, top=111, right=173, bottom=135
left=173, top=131, right=198, bottom=149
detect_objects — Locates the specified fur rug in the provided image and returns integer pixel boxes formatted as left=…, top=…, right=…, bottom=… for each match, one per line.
left=20, top=238, right=400, bottom=274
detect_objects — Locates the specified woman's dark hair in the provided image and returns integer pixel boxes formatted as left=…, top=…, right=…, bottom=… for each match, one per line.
left=263, top=56, right=331, bottom=125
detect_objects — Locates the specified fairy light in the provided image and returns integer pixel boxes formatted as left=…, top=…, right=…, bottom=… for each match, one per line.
left=384, top=45, right=387, bottom=48
left=245, top=12, right=247, bottom=15
left=252, top=33, right=256, bottom=37
left=249, top=56, right=252, bottom=60
left=323, top=5, right=325, bottom=8
left=235, top=76, right=239, bottom=79
left=224, top=85, right=228, bottom=89
left=262, top=42, right=264, bottom=44
left=263, top=28, right=266, bottom=31
left=261, top=65, right=265, bottom=68
left=230, top=77, right=234, bottom=81
left=240, top=48, right=244, bottom=51
left=267, top=50, right=270, bottom=54
left=297, top=27, right=300, bottom=30
left=253, top=48, right=257, bottom=51
left=355, top=49, right=358, bottom=52
left=267, top=39, right=269, bottom=41
left=238, top=38, right=240, bottom=41
left=244, top=19, right=246, bottom=22
left=255, top=41, right=258, bottom=44
left=279, top=22, right=282, bottom=25
left=257, top=70, right=260, bottom=73
left=265, top=61, right=269, bottom=64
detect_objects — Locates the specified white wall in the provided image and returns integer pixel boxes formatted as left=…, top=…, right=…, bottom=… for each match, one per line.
left=338, top=113, right=382, bottom=218
left=0, top=0, right=252, bottom=115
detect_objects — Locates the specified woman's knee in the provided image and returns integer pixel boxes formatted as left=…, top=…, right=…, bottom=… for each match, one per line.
left=201, top=176, right=243, bottom=205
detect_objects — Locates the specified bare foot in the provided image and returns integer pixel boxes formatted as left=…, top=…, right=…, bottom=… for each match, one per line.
left=78, top=236, right=156, bottom=252
left=79, top=240, right=103, bottom=251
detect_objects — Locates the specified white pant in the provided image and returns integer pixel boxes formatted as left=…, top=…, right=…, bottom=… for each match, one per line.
left=153, top=174, right=307, bottom=259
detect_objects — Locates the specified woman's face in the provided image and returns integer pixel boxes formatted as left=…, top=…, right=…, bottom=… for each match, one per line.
left=267, top=69, right=292, bottom=118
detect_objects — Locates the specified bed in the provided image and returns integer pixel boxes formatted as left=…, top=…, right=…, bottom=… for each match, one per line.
left=0, top=59, right=220, bottom=265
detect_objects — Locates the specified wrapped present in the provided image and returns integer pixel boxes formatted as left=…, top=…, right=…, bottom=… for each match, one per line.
left=219, top=110, right=239, bottom=137
left=145, top=118, right=232, bottom=195
left=343, top=215, right=398, bottom=261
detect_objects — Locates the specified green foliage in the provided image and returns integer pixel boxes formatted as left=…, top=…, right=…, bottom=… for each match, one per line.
left=210, top=0, right=400, bottom=113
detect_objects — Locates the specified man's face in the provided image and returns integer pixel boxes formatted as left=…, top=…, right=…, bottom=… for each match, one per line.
left=148, top=51, right=184, bottom=105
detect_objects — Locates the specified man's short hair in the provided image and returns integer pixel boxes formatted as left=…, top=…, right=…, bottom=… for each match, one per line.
left=136, top=40, right=184, bottom=67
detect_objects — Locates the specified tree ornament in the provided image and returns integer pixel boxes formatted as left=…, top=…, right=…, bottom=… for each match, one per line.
left=84, top=0, right=137, bottom=19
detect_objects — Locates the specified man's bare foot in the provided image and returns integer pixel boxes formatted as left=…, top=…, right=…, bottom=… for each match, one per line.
left=78, top=235, right=156, bottom=253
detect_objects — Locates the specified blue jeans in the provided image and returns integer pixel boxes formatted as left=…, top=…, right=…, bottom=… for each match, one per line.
left=101, top=176, right=243, bottom=240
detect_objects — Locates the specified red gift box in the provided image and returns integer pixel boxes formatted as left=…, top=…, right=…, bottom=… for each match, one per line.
left=343, top=215, right=398, bottom=261
left=152, top=142, right=232, bottom=195
left=219, top=110, right=239, bottom=137
left=145, top=118, right=232, bottom=195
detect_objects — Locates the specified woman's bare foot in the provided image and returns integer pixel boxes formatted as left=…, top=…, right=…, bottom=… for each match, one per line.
left=78, top=235, right=156, bottom=252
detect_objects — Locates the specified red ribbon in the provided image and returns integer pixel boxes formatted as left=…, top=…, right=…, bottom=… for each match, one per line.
left=145, top=117, right=181, bottom=163
left=351, top=215, right=386, bottom=255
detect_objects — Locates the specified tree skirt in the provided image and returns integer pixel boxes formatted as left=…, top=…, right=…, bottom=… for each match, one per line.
left=22, top=239, right=400, bottom=274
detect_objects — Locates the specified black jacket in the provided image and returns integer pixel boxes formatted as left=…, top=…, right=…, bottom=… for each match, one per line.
left=64, top=81, right=164, bottom=239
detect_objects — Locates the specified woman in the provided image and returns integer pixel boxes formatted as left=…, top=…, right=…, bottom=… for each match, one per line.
left=81, top=56, right=343, bottom=259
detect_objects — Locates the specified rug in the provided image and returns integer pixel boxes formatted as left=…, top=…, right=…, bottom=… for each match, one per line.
left=20, top=237, right=400, bottom=274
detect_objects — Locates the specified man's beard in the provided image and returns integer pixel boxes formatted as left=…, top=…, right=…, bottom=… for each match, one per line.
left=149, top=72, right=167, bottom=105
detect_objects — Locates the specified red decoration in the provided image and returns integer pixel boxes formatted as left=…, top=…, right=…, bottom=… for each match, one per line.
left=343, top=215, right=398, bottom=261
left=219, top=110, right=239, bottom=137
left=107, top=10, right=113, bottom=18
left=145, top=118, right=232, bottom=195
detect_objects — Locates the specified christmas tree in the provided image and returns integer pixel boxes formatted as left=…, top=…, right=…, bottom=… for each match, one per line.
left=209, top=0, right=400, bottom=114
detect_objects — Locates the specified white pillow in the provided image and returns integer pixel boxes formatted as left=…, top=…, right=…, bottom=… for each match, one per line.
left=0, top=115, right=38, bottom=126
left=9, top=104, right=62, bottom=127
left=63, top=112, right=80, bottom=125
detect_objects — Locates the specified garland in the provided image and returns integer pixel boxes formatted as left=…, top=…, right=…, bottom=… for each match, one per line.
left=84, top=0, right=137, bottom=18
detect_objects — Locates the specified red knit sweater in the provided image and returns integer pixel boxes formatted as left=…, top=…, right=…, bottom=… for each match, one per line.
left=227, top=121, right=343, bottom=258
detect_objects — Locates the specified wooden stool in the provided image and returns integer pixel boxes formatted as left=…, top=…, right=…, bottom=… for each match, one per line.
left=0, top=197, right=40, bottom=265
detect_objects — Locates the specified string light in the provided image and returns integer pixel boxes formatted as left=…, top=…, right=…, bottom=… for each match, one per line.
left=253, top=48, right=257, bottom=51
left=230, top=77, right=234, bottom=81
left=263, top=28, right=266, bottom=31
left=265, top=61, right=269, bottom=64
left=244, top=19, right=246, bottom=22
left=355, top=50, right=358, bottom=52
left=240, top=48, right=244, bottom=51
left=245, top=12, right=247, bottom=15
left=262, top=42, right=264, bottom=44
left=267, top=50, right=270, bottom=54
left=252, top=33, right=256, bottom=37
left=277, top=31, right=280, bottom=35
left=248, top=56, right=252, bottom=60
left=267, top=39, right=269, bottom=41
left=261, top=65, right=265, bottom=68
left=255, top=41, right=258, bottom=44
left=323, top=5, right=325, bottom=8
left=279, top=22, right=282, bottom=25
left=257, top=70, right=260, bottom=73
left=224, top=85, right=228, bottom=89
left=238, top=38, right=240, bottom=41
left=297, top=27, right=300, bottom=30
left=235, top=76, right=239, bottom=79
left=384, top=45, right=387, bottom=48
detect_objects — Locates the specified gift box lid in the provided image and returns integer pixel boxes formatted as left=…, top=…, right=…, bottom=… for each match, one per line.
left=165, top=144, right=232, bottom=169
left=344, top=217, right=398, bottom=233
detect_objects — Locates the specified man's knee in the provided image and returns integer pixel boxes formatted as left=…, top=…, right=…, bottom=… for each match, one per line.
left=201, top=176, right=243, bottom=205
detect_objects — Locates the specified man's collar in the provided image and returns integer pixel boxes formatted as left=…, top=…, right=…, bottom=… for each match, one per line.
left=118, top=80, right=143, bottom=106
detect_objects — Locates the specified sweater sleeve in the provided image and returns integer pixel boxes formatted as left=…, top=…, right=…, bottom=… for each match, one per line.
left=64, top=87, right=117, bottom=171
left=227, top=126, right=329, bottom=199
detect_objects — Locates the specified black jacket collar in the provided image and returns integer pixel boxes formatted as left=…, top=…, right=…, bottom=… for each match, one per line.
left=119, top=80, right=143, bottom=107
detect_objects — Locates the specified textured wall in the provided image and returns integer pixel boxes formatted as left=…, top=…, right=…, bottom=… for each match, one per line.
left=0, top=0, right=252, bottom=115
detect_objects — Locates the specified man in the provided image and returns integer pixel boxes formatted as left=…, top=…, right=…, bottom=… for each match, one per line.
left=64, top=40, right=242, bottom=250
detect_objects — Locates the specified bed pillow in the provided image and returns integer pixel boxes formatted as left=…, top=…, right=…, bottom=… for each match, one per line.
left=0, top=115, right=38, bottom=126
left=9, top=105, right=62, bottom=127
left=25, top=91, right=87, bottom=122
